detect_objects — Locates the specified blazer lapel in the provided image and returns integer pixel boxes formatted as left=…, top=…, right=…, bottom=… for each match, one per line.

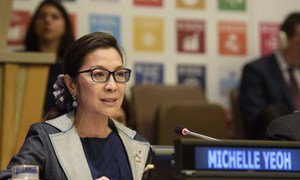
left=47, top=112, right=92, bottom=180
left=113, top=120, right=150, bottom=180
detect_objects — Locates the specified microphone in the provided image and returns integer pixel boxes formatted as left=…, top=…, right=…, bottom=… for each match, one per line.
left=175, top=126, right=220, bottom=141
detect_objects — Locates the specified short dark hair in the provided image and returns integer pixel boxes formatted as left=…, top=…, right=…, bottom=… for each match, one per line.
left=24, top=0, right=74, bottom=59
left=281, top=12, right=300, bottom=39
left=64, top=32, right=124, bottom=77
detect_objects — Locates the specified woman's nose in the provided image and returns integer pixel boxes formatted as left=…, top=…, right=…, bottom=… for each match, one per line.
left=105, top=75, right=118, bottom=91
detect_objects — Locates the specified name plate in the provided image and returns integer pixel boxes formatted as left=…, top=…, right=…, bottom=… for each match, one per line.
left=175, top=139, right=300, bottom=178
left=196, top=147, right=300, bottom=171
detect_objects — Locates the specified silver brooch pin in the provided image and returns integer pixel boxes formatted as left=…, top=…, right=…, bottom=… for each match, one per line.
left=134, top=150, right=142, bottom=162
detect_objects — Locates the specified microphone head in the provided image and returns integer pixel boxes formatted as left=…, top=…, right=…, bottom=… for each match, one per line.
left=175, top=126, right=188, bottom=136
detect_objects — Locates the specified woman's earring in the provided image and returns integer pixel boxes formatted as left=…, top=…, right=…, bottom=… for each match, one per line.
left=72, top=95, right=78, bottom=107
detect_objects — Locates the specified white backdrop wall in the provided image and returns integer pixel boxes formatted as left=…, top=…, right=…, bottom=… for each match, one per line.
left=9, top=0, right=300, bottom=110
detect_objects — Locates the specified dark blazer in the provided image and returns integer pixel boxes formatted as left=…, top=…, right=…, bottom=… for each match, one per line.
left=266, top=112, right=300, bottom=141
left=0, top=111, right=154, bottom=180
left=240, top=53, right=293, bottom=136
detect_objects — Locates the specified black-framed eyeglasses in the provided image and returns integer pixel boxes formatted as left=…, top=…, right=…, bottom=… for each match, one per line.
left=76, top=67, right=131, bottom=83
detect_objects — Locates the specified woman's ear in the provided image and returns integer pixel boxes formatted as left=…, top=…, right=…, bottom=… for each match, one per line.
left=64, top=74, right=77, bottom=95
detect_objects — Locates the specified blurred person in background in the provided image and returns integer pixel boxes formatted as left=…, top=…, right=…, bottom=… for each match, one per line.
left=24, top=0, right=74, bottom=114
left=240, top=12, right=300, bottom=139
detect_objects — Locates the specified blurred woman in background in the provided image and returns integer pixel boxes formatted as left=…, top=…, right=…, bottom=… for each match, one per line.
left=24, top=0, right=75, bottom=114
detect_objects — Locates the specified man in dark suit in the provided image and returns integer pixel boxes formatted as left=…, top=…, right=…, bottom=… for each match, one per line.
left=239, top=13, right=300, bottom=139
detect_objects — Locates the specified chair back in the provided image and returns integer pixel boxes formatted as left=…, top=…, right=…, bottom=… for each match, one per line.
left=157, top=102, right=227, bottom=145
left=229, top=88, right=246, bottom=139
left=131, top=84, right=206, bottom=144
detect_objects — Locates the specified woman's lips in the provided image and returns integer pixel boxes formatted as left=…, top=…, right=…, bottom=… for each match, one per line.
left=101, top=98, right=117, bottom=105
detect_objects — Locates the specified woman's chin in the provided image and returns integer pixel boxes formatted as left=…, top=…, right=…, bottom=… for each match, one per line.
left=101, top=109, right=119, bottom=118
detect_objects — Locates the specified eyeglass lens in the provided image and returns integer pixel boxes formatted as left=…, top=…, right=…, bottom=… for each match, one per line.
left=91, top=69, right=130, bottom=82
